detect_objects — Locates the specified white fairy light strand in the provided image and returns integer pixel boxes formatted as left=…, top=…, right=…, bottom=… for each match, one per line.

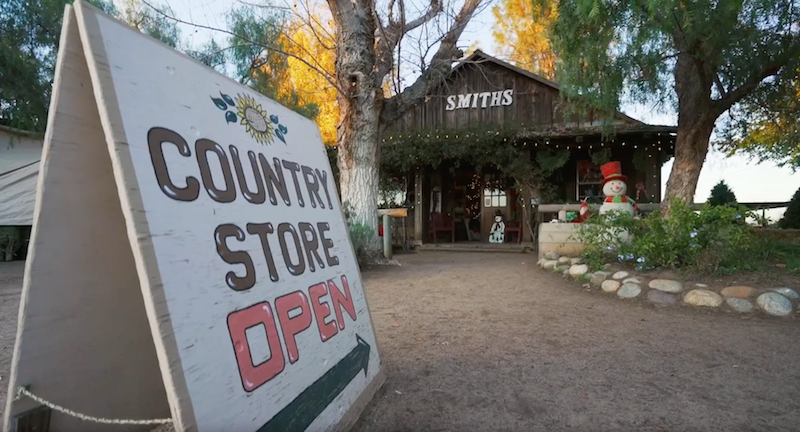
left=14, top=387, right=173, bottom=425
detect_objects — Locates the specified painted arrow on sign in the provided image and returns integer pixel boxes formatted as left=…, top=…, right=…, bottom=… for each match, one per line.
left=258, top=334, right=371, bottom=432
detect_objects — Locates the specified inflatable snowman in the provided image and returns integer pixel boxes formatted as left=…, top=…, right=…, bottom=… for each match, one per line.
left=599, top=161, right=637, bottom=216
left=489, top=214, right=505, bottom=243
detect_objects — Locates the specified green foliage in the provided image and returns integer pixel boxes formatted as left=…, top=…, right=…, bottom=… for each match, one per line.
left=708, top=180, right=737, bottom=206
left=550, top=0, right=800, bottom=137
left=381, top=124, right=570, bottom=200
left=342, top=202, right=376, bottom=266
left=186, top=39, right=227, bottom=71
left=579, top=201, right=759, bottom=274
left=779, top=186, right=800, bottom=229
left=0, top=0, right=182, bottom=132
left=119, top=0, right=181, bottom=48
left=227, top=6, right=319, bottom=120
left=0, top=227, right=22, bottom=261
left=632, top=147, right=671, bottom=172
left=589, top=148, right=612, bottom=166
left=721, top=76, right=800, bottom=168
left=0, top=0, right=114, bottom=131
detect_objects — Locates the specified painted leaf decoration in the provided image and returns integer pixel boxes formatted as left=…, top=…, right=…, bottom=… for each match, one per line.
left=225, top=111, right=237, bottom=123
left=220, top=93, right=235, bottom=106
left=275, top=130, right=286, bottom=144
left=279, top=124, right=288, bottom=134
left=211, top=97, right=227, bottom=110
left=270, top=115, right=279, bottom=124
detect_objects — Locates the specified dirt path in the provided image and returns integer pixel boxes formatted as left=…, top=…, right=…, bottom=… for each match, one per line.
left=2, top=255, right=799, bottom=431
left=0, top=261, right=24, bottom=411
left=354, top=252, right=800, bottom=432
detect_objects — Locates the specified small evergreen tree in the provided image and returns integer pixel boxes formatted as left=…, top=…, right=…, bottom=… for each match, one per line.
left=708, top=181, right=737, bottom=206
left=779, top=187, right=800, bottom=229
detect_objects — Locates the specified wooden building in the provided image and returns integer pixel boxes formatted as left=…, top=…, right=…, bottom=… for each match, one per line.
left=382, top=50, right=676, bottom=246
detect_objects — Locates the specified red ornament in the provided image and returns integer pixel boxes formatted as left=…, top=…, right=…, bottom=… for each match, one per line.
left=600, top=161, right=628, bottom=185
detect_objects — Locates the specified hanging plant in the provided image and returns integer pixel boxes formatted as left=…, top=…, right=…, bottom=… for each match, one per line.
left=590, top=148, right=612, bottom=166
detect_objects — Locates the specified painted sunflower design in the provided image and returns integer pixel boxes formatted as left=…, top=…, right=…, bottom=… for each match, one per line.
left=235, top=94, right=274, bottom=145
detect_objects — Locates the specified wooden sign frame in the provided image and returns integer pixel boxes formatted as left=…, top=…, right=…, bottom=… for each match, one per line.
left=3, top=2, right=384, bottom=431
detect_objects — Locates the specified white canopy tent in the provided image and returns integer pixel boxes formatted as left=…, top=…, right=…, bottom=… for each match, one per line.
left=0, top=125, right=43, bottom=226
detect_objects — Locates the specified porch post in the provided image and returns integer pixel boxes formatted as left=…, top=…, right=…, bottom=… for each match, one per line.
left=645, top=148, right=660, bottom=203
left=522, top=188, right=534, bottom=242
left=414, top=167, right=424, bottom=245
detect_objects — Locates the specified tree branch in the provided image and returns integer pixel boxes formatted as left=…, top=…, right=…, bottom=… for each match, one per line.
left=374, top=0, right=444, bottom=86
left=713, top=73, right=728, bottom=99
left=713, top=62, right=784, bottom=116
left=381, top=0, right=484, bottom=125
left=140, top=0, right=344, bottom=95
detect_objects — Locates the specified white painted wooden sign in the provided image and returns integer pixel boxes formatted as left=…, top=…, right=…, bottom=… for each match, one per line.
left=3, top=2, right=383, bottom=432
left=444, top=89, right=513, bottom=110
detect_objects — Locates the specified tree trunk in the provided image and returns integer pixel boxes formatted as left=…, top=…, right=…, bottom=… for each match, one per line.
left=661, top=50, right=717, bottom=214
left=329, top=0, right=383, bottom=251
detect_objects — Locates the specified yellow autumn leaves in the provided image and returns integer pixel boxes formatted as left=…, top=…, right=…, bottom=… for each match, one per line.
left=492, top=0, right=558, bottom=79
left=275, top=0, right=557, bottom=146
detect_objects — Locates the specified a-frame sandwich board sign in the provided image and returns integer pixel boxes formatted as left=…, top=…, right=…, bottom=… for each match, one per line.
left=3, top=2, right=384, bottom=431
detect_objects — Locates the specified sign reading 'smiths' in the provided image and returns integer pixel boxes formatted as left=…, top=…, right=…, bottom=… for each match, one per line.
left=445, top=89, right=513, bottom=110
left=3, top=2, right=383, bottom=432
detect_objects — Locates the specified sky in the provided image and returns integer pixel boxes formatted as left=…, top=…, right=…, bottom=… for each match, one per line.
left=149, top=0, right=798, bottom=221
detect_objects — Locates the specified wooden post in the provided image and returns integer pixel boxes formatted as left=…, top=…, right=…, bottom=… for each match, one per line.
left=645, top=148, right=660, bottom=203
left=383, top=214, right=392, bottom=260
left=522, top=188, right=534, bottom=242
left=414, top=168, right=423, bottom=245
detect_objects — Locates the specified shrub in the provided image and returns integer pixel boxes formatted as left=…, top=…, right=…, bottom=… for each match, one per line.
left=342, top=201, right=377, bottom=267
left=347, top=221, right=375, bottom=266
left=0, top=227, right=22, bottom=262
left=779, top=186, right=800, bottom=229
left=707, top=180, right=737, bottom=206
left=578, top=200, right=758, bottom=274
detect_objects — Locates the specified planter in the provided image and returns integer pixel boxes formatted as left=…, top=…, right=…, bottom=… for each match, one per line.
left=538, top=223, right=584, bottom=259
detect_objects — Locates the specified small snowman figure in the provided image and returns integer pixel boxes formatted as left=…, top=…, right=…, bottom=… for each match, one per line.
left=599, top=161, right=637, bottom=216
left=489, top=213, right=505, bottom=243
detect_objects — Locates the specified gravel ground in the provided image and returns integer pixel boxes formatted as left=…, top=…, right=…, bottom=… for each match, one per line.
left=2, top=254, right=800, bottom=431
left=353, top=252, right=800, bottom=432
left=0, top=261, right=24, bottom=412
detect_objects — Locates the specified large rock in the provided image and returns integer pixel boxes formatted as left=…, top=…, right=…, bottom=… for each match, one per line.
left=542, top=260, right=558, bottom=270
left=569, top=264, right=590, bottom=277
left=590, top=271, right=611, bottom=286
left=771, top=287, right=799, bottom=300
left=617, top=283, right=642, bottom=298
left=601, top=280, right=621, bottom=293
left=544, top=252, right=560, bottom=260
left=756, top=293, right=793, bottom=316
left=558, top=256, right=572, bottom=264
left=647, top=290, right=677, bottom=305
left=726, top=298, right=754, bottom=313
left=683, top=289, right=722, bottom=307
left=612, top=271, right=629, bottom=280
left=570, top=257, right=585, bottom=265
left=720, top=286, right=755, bottom=298
left=649, top=279, right=683, bottom=293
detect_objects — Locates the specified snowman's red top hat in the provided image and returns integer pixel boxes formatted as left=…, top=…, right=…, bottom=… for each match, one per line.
left=600, top=161, right=627, bottom=185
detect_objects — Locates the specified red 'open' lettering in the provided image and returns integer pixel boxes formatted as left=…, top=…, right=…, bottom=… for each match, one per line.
left=227, top=302, right=285, bottom=392
left=308, top=282, right=338, bottom=342
left=328, top=275, right=357, bottom=331
left=275, top=291, right=313, bottom=363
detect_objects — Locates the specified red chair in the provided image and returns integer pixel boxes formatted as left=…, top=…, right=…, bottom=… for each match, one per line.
left=504, top=220, right=522, bottom=244
left=429, top=212, right=455, bottom=243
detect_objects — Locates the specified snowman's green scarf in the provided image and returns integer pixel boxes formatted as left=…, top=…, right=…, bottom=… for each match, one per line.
left=604, top=195, right=634, bottom=203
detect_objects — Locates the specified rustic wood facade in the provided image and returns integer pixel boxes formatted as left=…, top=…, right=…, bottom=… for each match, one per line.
left=383, top=50, right=676, bottom=245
